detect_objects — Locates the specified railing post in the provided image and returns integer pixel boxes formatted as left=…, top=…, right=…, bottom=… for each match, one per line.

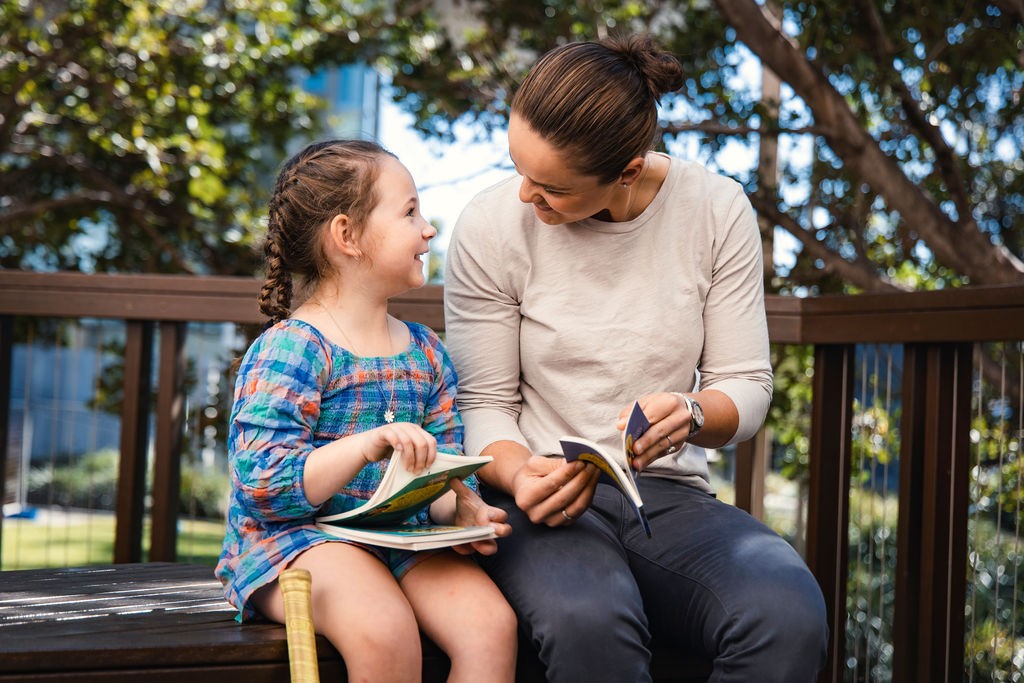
left=806, top=343, right=855, bottom=683
left=114, top=321, right=154, bottom=563
left=892, top=342, right=972, bottom=682
left=0, top=315, right=13, bottom=552
left=734, top=426, right=769, bottom=520
left=149, top=322, right=187, bottom=562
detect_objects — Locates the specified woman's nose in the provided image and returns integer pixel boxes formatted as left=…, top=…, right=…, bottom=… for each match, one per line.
left=518, top=177, right=540, bottom=204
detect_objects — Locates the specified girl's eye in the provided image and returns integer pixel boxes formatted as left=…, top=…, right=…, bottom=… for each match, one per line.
left=406, top=207, right=416, bottom=217
left=543, top=187, right=564, bottom=195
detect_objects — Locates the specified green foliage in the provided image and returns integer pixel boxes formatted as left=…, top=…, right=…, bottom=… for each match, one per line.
left=767, top=343, right=813, bottom=479
left=2, top=1, right=1020, bottom=289
left=0, top=0, right=426, bottom=274
left=27, top=447, right=229, bottom=519
left=27, top=449, right=120, bottom=509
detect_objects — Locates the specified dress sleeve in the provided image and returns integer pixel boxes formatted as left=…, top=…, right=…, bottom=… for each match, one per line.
left=416, top=325, right=475, bottom=491
left=443, top=199, right=532, bottom=458
left=227, top=325, right=329, bottom=522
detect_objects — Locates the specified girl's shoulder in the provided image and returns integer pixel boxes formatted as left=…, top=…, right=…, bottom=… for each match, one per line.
left=242, top=319, right=333, bottom=369
left=402, top=320, right=444, bottom=349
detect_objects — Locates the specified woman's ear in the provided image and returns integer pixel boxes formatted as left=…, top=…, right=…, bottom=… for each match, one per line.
left=617, top=156, right=647, bottom=188
left=326, top=213, right=363, bottom=259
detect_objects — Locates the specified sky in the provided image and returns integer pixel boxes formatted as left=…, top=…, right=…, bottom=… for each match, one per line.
left=377, top=93, right=512, bottom=255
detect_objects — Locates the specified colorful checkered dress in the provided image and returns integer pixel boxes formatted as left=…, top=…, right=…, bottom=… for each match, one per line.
left=215, top=319, right=466, bottom=620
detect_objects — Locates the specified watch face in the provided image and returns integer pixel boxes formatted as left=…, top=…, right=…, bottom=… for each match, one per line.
left=691, top=400, right=704, bottom=427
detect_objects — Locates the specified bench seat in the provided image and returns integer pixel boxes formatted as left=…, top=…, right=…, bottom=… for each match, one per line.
left=0, top=563, right=710, bottom=682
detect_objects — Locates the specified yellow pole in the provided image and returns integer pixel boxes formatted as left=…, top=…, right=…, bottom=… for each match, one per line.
left=280, top=567, right=320, bottom=683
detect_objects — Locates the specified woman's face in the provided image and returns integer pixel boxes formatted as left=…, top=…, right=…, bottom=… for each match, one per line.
left=507, top=115, right=620, bottom=225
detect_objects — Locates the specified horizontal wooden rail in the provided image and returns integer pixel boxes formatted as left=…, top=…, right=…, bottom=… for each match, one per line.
left=3, top=271, right=1022, bottom=343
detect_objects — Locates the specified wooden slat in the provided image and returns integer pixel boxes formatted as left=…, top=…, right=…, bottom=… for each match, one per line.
left=150, top=323, right=187, bottom=562
left=114, top=322, right=154, bottom=563
left=805, top=344, right=855, bottom=683
left=0, top=316, right=12, bottom=546
left=892, top=343, right=972, bottom=681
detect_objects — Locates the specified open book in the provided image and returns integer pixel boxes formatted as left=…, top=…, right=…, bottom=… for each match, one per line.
left=315, top=450, right=496, bottom=550
left=559, top=401, right=653, bottom=538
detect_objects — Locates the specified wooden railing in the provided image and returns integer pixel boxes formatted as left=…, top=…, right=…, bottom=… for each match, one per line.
left=1, top=270, right=1023, bottom=683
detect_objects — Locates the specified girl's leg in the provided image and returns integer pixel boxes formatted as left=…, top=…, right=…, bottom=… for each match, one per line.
left=251, top=542, right=423, bottom=683
left=400, top=552, right=518, bottom=683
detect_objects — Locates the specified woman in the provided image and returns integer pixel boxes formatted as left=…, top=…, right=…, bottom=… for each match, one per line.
left=443, top=34, right=828, bottom=682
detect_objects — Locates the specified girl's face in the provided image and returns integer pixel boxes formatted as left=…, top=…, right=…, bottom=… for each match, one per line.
left=507, top=114, right=620, bottom=225
left=360, top=155, right=436, bottom=293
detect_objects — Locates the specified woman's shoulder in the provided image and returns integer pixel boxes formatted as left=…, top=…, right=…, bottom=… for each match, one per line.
left=456, top=176, right=527, bottom=233
left=666, top=156, right=745, bottom=198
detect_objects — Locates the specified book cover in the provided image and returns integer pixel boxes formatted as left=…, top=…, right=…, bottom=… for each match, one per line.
left=315, top=450, right=494, bottom=550
left=559, top=401, right=653, bottom=537
left=314, top=522, right=497, bottom=551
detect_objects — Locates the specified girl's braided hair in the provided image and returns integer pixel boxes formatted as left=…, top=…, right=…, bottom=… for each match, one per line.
left=258, top=139, right=393, bottom=325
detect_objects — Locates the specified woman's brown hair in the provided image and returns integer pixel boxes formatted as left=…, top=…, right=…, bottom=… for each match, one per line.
left=258, top=139, right=394, bottom=325
left=511, top=34, right=684, bottom=183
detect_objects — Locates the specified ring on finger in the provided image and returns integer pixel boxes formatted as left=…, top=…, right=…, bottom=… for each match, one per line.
left=561, top=509, right=574, bottom=522
left=664, top=434, right=679, bottom=454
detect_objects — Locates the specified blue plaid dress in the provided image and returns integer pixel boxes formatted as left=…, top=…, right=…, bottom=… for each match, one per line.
left=215, top=319, right=466, bottom=620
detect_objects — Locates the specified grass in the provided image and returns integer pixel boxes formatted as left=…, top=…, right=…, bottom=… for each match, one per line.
left=1, top=510, right=224, bottom=570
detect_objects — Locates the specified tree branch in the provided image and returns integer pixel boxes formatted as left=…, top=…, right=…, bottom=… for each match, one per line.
left=748, top=193, right=907, bottom=293
left=661, top=121, right=827, bottom=138
left=855, top=0, right=974, bottom=223
left=711, top=0, right=1024, bottom=284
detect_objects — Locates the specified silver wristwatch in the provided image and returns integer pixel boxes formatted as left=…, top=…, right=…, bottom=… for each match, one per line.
left=681, top=395, right=704, bottom=440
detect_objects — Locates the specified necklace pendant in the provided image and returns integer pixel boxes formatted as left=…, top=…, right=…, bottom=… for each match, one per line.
left=384, top=409, right=396, bottom=423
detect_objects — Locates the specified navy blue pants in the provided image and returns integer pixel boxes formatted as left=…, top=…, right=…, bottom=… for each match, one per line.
left=478, top=477, right=828, bottom=682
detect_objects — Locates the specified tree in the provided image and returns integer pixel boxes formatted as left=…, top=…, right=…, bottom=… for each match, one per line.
left=387, top=0, right=1023, bottom=294
left=0, top=0, right=432, bottom=273
left=3, top=0, right=1021, bottom=292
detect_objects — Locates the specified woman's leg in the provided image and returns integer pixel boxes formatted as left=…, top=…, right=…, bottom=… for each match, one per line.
left=400, top=552, right=518, bottom=683
left=478, top=485, right=653, bottom=683
left=251, top=542, right=423, bottom=683
left=620, top=478, right=829, bottom=683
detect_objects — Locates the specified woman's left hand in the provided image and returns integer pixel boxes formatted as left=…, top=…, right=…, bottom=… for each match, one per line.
left=449, top=478, right=511, bottom=556
left=619, top=392, right=695, bottom=472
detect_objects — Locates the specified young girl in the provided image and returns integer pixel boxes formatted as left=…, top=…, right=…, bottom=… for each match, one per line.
left=216, top=139, right=517, bottom=682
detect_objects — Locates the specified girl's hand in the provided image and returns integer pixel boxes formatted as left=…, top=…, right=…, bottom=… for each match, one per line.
left=358, top=422, right=437, bottom=474
left=449, top=478, right=511, bottom=556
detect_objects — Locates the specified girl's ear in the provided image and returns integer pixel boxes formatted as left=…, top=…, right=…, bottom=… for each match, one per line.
left=326, top=213, right=363, bottom=259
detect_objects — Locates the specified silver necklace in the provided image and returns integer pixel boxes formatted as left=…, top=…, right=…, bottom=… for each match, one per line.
left=312, top=299, right=397, bottom=423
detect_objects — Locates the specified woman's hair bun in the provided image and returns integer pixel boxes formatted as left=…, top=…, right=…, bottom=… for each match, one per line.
left=608, top=33, right=684, bottom=99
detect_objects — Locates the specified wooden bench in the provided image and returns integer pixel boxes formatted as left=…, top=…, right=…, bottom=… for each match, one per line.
left=0, top=563, right=711, bottom=682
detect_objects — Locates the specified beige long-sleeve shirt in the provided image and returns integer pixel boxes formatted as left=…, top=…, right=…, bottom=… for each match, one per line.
left=443, top=156, right=772, bottom=491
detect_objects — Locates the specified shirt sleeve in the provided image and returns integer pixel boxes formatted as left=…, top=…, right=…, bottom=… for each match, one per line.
left=443, top=199, right=532, bottom=458
left=699, top=182, right=774, bottom=443
left=227, top=325, right=329, bottom=522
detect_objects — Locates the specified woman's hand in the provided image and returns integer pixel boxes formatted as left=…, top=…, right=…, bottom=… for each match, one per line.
left=619, top=392, right=694, bottom=472
left=356, top=422, right=437, bottom=474
left=449, top=478, right=512, bottom=556
left=510, top=455, right=600, bottom=527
